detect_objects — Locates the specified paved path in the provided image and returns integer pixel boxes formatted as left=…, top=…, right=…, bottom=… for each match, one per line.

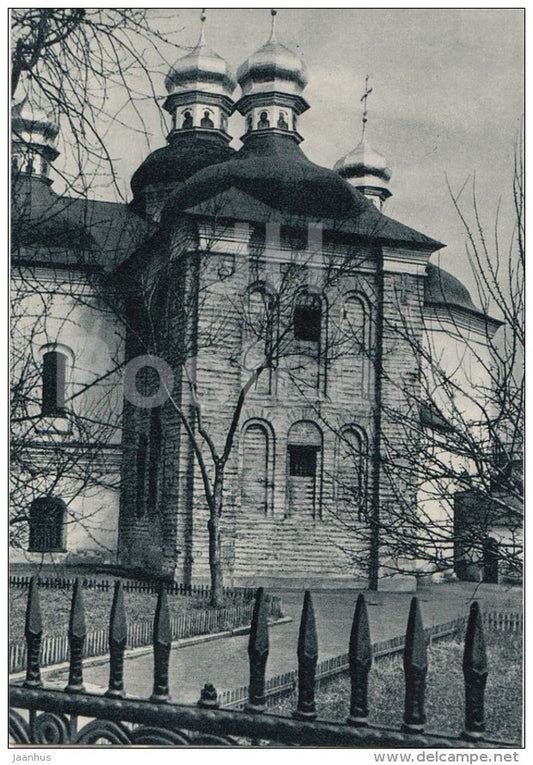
left=44, top=581, right=521, bottom=704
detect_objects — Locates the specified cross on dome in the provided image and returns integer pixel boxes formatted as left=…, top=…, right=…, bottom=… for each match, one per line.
left=333, top=76, right=392, bottom=208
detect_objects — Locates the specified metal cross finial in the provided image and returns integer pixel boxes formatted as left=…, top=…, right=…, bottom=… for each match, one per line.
left=360, top=75, right=373, bottom=137
left=269, top=9, right=278, bottom=41
left=196, top=9, right=207, bottom=47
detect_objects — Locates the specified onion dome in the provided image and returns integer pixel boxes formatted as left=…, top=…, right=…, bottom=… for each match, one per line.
left=165, top=25, right=236, bottom=97
left=12, top=77, right=59, bottom=182
left=164, top=13, right=236, bottom=142
left=237, top=13, right=308, bottom=94
left=335, top=136, right=391, bottom=184
left=132, top=13, right=237, bottom=218
left=235, top=10, right=309, bottom=143
left=334, top=136, right=391, bottom=208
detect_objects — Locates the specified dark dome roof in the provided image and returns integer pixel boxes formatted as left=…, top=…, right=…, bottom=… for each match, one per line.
left=162, top=132, right=370, bottom=220
left=131, top=133, right=236, bottom=197
left=424, top=262, right=478, bottom=312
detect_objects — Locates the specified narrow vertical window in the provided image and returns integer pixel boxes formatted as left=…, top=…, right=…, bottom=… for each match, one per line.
left=293, top=292, right=322, bottom=342
left=42, top=350, right=67, bottom=415
left=287, top=420, right=322, bottom=518
left=148, top=408, right=162, bottom=513
left=136, top=433, right=148, bottom=517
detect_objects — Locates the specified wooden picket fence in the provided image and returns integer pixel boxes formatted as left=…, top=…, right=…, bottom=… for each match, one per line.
left=9, top=574, right=256, bottom=601
left=9, top=583, right=283, bottom=674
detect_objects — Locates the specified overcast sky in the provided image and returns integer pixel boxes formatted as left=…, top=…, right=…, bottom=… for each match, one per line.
left=66, top=7, right=524, bottom=295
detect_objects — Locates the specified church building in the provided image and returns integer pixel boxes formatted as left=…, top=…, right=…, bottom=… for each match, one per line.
left=10, top=13, right=506, bottom=587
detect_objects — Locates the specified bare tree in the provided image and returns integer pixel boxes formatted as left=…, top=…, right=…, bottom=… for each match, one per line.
left=322, top=151, right=524, bottom=585
left=11, top=8, right=186, bottom=198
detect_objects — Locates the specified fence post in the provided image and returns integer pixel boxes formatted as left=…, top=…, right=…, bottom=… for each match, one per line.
left=463, top=602, right=488, bottom=741
left=245, top=587, right=269, bottom=713
left=293, top=590, right=318, bottom=720
left=150, top=585, right=171, bottom=703
left=402, top=597, right=427, bottom=734
left=65, top=579, right=86, bottom=694
left=106, top=581, right=127, bottom=698
left=23, top=576, right=43, bottom=689
left=347, top=593, right=372, bottom=727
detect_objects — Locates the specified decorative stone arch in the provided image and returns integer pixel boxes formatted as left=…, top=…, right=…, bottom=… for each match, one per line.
left=28, top=496, right=66, bottom=552
left=334, top=424, right=369, bottom=519
left=241, top=418, right=276, bottom=515
left=244, top=281, right=279, bottom=395
left=286, top=420, right=323, bottom=519
left=341, top=290, right=373, bottom=396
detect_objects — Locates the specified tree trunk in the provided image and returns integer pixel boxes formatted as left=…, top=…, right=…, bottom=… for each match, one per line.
left=208, top=477, right=225, bottom=607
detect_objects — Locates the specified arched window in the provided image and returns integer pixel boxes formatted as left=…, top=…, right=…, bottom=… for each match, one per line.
left=242, top=420, right=274, bottom=514
left=335, top=426, right=368, bottom=519
left=42, top=349, right=67, bottom=415
left=28, top=497, right=66, bottom=552
left=342, top=293, right=372, bottom=397
left=287, top=420, right=322, bottom=518
left=244, top=284, right=277, bottom=394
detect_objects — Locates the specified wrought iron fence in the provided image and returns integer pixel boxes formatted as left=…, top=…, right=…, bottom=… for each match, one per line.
left=9, top=577, right=520, bottom=747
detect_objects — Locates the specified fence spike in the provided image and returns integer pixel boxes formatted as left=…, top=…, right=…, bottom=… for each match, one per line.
left=150, top=584, right=171, bottom=702
left=402, top=596, right=427, bottom=733
left=65, top=578, right=86, bottom=693
left=245, top=587, right=269, bottom=713
left=106, top=581, right=127, bottom=698
left=347, top=593, right=372, bottom=727
left=23, top=576, right=43, bottom=689
left=463, top=601, right=488, bottom=741
left=294, top=590, right=318, bottom=720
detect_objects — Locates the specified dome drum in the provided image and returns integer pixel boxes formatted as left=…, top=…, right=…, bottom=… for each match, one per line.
left=165, top=90, right=233, bottom=141
left=235, top=92, right=309, bottom=143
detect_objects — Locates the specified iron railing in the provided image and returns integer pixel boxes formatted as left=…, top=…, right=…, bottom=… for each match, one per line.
left=9, top=577, right=521, bottom=747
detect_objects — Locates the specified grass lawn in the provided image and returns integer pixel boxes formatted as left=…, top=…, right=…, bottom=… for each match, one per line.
left=273, top=629, right=522, bottom=744
left=9, top=584, right=222, bottom=643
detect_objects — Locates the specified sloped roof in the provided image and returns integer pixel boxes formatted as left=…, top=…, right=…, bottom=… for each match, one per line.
left=161, top=132, right=443, bottom=250
left=11, top=175, right=149, bottom=271
left=131, top=132, right=236, bottom=198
